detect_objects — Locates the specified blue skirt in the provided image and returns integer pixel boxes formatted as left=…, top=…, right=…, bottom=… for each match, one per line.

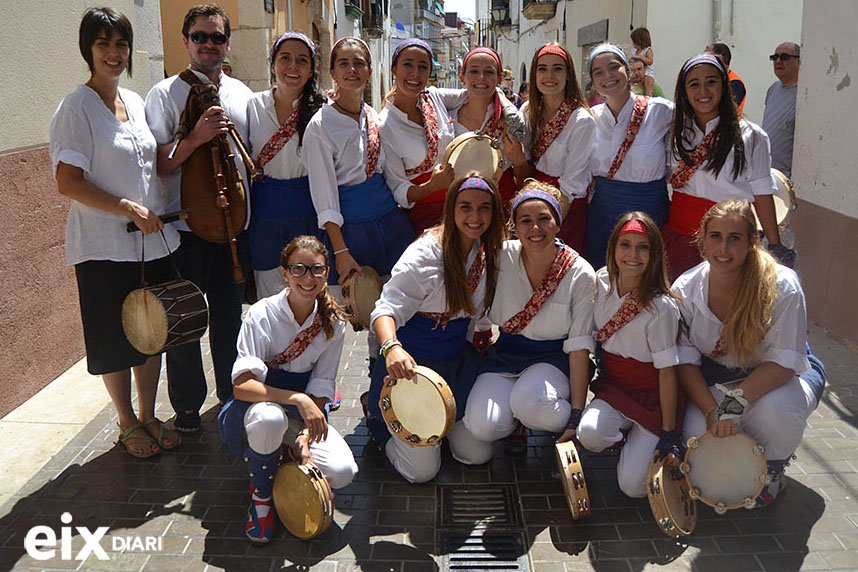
left=249, top=176, right=321, bottom=271
left=586, top=176, right=669, bottom=269
left=217, top=369, right=312, bottom=457
left=480, top=331, right=569, bottom=377
left=367, top=315, right=479, bottom=444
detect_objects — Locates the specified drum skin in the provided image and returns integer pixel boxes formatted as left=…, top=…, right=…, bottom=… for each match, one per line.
left=554, top=440, right=591, bottom=520
left=681, top=432, right=768, bottom=514
left=342, top=266, right=383, bottom=330
left=273, top=462, right=334, bottom=539
left=441, top=132, right=504, bottom=185
left=755, top=168, right=796, bottom=231
left=121, top=279, right=208, bottom=355
left=379, top=365, right=456, bottom=446
left=646, top=454, right=697, bottom=537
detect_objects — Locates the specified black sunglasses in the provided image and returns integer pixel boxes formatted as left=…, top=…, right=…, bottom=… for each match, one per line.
left=769, top=53, right=799, bottom=62
left=285, top=263, right=328, bottom=278
left=188, top=31, right=229, bottom=45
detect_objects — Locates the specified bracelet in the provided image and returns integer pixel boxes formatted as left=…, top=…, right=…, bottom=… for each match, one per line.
left=566, top=408, right=583, bottom=431
left=379, top=338, right=403, bottom=358
left=297, top=428, right=309, bottom=438
left=704, top=406, right=717, bottom=419
left=334, top=247, right=349, bottom=255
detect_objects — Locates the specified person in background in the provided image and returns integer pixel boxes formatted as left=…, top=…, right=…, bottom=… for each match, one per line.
left=503, top=67, right=523, bottom=107
left=762, top=43, right=801, bottom=178
left=630, top=27, right=655, bottom=96
left=517, top=82, right=529, bottom=107
left=630, top=56, right=666, bottom=98
left=705, top=42, right=746, bottom=116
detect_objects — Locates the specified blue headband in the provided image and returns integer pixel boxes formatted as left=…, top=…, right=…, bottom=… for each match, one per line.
left=393, top=38, right=433, bottom=66
left=588, top=44, right=629, bottom=76
left=457, top=177, right=494, bottom=194
left=512, top=189, right=562, bottom=224
left=682, top=53, right=727, bottom=78
left=270, top=32, right=316, bottom=65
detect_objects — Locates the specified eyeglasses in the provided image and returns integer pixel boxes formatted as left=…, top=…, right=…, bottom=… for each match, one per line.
left=769, top=53, right=799, bottom=62
left=188, top=31, right=229, bottom=45
left=285, top=264, right=328, bottom=278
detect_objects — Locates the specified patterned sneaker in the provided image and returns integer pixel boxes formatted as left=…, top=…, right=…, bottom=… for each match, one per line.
left=750, top=476, right=786, bottom=509
left=330, top=390, right=342, bottom=412
left=246, top=489, right=277, bottom=544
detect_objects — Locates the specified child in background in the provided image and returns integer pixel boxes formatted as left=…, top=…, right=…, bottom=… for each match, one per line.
left=631, top=27, right=655, bottom=96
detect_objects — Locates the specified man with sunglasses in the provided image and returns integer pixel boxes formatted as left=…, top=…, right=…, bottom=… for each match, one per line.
left=144, top=4, right=253, bottom=433
left=762, top=43, right=801, bottom=177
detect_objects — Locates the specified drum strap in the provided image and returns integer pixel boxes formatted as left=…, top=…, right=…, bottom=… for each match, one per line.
left=255, top=107, right=299, bottom=176
left=365, top=104, right=381, bottom=180
left=405, top=92, right=440, bottom=177
left=710, top=326, right=728, bottom=357
left=596, top=288, right=643, bottom=344
left=669, top=129, right=719, bottom=189
left=531, top=100, right=578, bottom=162
left=419, top=246, right=485, bottom=329
left=607, top=95, right=648, bottom=179
left=265, top=314, right=324, bottom=368
left=502, top=244, right=578, bottom=335
left=138, top=228, right=182, bottom=287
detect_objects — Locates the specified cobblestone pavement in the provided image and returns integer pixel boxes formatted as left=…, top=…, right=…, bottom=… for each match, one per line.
left=0, top=326, right=856, bottom=571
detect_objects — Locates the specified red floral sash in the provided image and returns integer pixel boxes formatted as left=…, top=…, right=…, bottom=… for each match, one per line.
left=596, top=289, right=643, bottom=344
left=531, top=100, right=578, bottom=162
left=710, top=326, right=728, bottom=357
left=606, top=96, right=648, bottom=179
left=669, top=129, right=719, bottom=189
left=365, top=104, right=381, bottom=180
left=502, top=245, right=579, bottom=335
left=265, top=314, right=324, bottom=368
left=405, top=92, right=440, bottom=177
left=420, top=246, right=485, bottom=329
left=255, top=107, right=299, bottom=175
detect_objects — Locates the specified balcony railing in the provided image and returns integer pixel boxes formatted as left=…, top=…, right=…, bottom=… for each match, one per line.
left=522, top=0, right=557, bottom=20
left=345, top=0, right=363, bottom=21
left=362, top=0, right=384, bottom=38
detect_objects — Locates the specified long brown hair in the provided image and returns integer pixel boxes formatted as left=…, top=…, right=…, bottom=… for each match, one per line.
left=431, top=172, right=506, bottom=317
left=696, top=200, right=778, bottom=368
left=527, top=43, right=590, bottom=153
left=280, top=236, right=349, bottom=339
left=605, top=211, right=673, bottom=310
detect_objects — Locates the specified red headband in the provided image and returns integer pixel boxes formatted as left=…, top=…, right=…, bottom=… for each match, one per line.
left=332, top=36, right=372, bottom=67
left=462, top=47, right=501, bottom=74
left=537, top=44, right=568, bottom=63
left=619, top=219, right=649, bottom=238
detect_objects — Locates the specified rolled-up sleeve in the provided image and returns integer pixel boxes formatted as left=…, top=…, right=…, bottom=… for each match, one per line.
left=50, top=101, right=93, bottom=176
left=563, top=261, right=596, bottom=353
left=762, top=270, right=811, bottom=374
left=371, top=239, right=434, bottom=328
left=305, top=324, right=345, bottom=403
left=747, top=126, right=776, bottom=196
left=380, top=144, right=415, bottom=209
left=232, top=317, right=271, bottom=383
left=647, top=297, right=682, bottom=369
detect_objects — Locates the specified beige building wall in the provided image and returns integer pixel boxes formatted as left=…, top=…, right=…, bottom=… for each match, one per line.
left=791, top=0, right=858, bottom=346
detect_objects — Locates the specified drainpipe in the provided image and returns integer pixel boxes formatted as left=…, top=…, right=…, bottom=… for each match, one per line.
left=712, top=0, right=721, bottom=43
left=287, top=0, right=293, bottom=30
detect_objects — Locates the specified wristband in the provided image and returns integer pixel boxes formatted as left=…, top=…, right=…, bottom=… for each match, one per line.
left=566, top=408, right=583, bottom=432
left=334, top=247, right=349, bottom=255
left=714, top=383, right=748, bottom=422
left=380, top=338, right=403, bottom=358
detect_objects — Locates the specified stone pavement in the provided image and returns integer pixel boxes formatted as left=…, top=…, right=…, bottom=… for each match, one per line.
left=1, top=325, right=857, bottom=572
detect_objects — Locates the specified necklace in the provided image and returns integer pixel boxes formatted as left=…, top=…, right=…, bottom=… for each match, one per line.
left=333, top=100, right=362, bottom=118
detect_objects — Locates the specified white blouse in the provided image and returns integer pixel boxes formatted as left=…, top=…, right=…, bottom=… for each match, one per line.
left=669, top=117, right=776, bottom=201
left=50, top=85, right=179, bottom=266
left=590, top=94, right=674, bottom=182
left=489, top=240, right=596, bottom=354
left=445, top=93, right=525, bottom=169
left=378, top=87, right=459, bottom=189
left=302, top=104, right=411, bottom=228
left=245, top=90, right=307, bottom=179
left=672, top=262, right=810, bottom=374
left=525, top=106, right=596, bottom=201
left=593, top=268, right=680, bottom=368
left=232, top=289, right=346, bottom=403
left=371, top=232, right=487, bottom=329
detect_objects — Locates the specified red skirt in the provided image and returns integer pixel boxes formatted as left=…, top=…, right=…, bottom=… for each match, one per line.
left=406, top=171, right=448, bottom=236
left=533, top=169, right=588, bottom=255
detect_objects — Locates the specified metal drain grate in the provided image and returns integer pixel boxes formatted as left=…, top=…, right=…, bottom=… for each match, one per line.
left=437, top=485, right=523, bottom=528
left=438, top=530, right=528, bottom=571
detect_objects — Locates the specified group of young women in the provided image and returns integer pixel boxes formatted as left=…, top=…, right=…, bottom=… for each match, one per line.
left=53, top=8, right=823, bottom=546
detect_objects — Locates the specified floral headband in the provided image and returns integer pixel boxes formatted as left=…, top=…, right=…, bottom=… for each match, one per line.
left=512, top=188, right=562, bottom=224
left=270, top=32, right=315, bottom=65
left=457, top=177, right=494, bottom=194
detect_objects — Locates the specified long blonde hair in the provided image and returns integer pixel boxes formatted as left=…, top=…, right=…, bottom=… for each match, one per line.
left=697, top=200, right=779, bottom=368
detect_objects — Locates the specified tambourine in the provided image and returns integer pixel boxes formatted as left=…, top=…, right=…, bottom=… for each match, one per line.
left=554, top=440, right=591, bottom=520
left=646, top=453, right=697, bottom=537
left=342, top=266, right=383, bottom=330
left=121, top=279, right=209, bottom=355
left=272, top=461, right=334, bottom=539
left=681, top=432, right=768, bottom=514
left=379, top=365, right=456, bottom=446
left=755, top=168, right=797, bottom=231
left=441, top=131, right=505, bottom=185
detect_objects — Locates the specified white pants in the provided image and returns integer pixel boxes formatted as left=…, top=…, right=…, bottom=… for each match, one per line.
left=682, top=376, right=818, bottom=462
left=254, top=268, right=286, bottom=299
left=244, top=401, right=358, bottom=489
left=384, top=426, right=447, bottom=483
left=577, top=399, right=658, bottom=498
left=451, top=363, right=571, bottom=465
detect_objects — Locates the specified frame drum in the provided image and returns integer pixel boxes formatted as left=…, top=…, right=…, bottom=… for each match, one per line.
left=441, top=132, right=504, bottom=185
left=756, top=168, right=797, bottom=231
left=379, top=365, right=456, bottom=446
left=273, top=462, right=334, bottom=539
left=646, top=454, right=697, bottom=537
left=121, top=279, right=209, bottom=355
left=554, top=440, right=591, bottom=520
left=342, top=266, right=383, bottom=330
left=681, top=432, right=768, bottom=514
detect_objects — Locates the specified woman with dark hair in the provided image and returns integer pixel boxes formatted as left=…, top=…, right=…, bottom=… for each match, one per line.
left=663, top=54, right=790, bottom=281
left=524, top=43, right=594, bottom=254
left=51, top=7, right=181, bottom=458
left=367, top=173, right=506, bottom=483
left=246, top=32, right=327, bottom=297
left=586, top=43, right=674, bottom=270
left=673, top=200, right=825, bottom=507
